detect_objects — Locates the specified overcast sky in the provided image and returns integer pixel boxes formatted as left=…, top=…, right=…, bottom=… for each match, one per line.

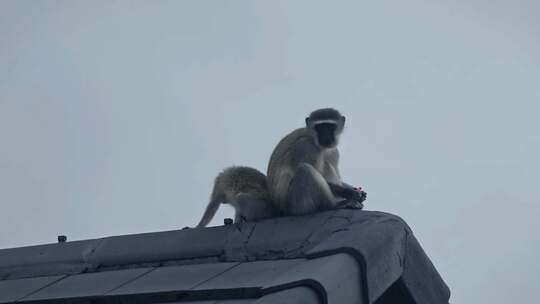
left=1, top=1, right=539, bottom=303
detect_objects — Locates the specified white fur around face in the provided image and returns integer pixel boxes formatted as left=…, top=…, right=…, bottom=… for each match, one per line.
left=313, top=119, right=338, bottom=125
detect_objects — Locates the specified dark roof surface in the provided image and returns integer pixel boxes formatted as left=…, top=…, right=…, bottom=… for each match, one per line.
left=0, top=210, right=450, bottom=304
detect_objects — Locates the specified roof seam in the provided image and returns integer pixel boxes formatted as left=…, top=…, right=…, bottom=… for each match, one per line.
left=15, top=275, right=68, bottom=302
left=297, top=210, right=340, bottom=253
left=84, top=237, right=107, bottom=267
left=189, top=262, right=242, bottom=290
left=103, top=267, right=157, bottom=295
left=241, top=224, right=257, bottom=259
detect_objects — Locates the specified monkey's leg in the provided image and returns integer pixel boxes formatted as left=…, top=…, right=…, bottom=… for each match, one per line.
left=286, top=163, right=335, bottom=215
left=336, top=199, right=364, bottom=210
left=233, top=193, right=274, bottom=223
left=328, top=182, right=366, bottom=201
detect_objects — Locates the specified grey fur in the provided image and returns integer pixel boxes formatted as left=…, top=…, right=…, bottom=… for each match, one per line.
left=267, top=108, right=365, bottom=215
left=196, top=166, right=274, bottom=227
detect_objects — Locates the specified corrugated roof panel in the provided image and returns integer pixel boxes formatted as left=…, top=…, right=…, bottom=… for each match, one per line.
left=309, top=212, right=406, bottom=299
left=0, top=210, right=450, bottom=304
left=159, top=287, right=319, bottom=304
left=401, top=234, right=450, bottom=304
left=0, top=239, right=100, bottom=270
left=224, top=212, right=336, bottom=261
left=160, top=300, right=254, bottom=304
left=0, top=239, right=100, bottom=280
left=261, top=253, right=361, bottom=304
left=107, top=262, right=239, bottom=296
left=255, top=286, right=320, bottom=304
left=193, top=259, right=305, bottom=291
left=21, top=267, right=152, bottom=302
left=89, top=226, right=229, bottom=267
left=0, top=275, right=64, bottom=303
left=306, top=211, right=450, bottom=304
left=157, top=302, right=222, bottom=304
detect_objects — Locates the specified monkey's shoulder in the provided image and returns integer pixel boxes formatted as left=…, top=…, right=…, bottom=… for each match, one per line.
left=274, top=128, right=317, bottom=152
left=267, top=128, right=321, bottom=173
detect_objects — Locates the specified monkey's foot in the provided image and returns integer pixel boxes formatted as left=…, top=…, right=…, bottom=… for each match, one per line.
left=337, top=199, right=364, bottom=210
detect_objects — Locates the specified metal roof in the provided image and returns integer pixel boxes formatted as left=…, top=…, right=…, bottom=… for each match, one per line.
left=0, top=210, right=450, bottom=304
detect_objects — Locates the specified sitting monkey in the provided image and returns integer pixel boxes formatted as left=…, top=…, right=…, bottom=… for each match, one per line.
left=267, top=108, right=366, bottom=215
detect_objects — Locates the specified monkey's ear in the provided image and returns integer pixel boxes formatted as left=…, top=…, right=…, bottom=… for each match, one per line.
left=338, top=116, right=346, bottom=129
left=305, top=117, right=310, bottom=126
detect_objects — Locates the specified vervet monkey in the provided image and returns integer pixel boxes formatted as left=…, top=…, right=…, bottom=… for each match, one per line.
left=196, top=166, right=275, bottom=227
left=267, top=108, right=366, bottom=215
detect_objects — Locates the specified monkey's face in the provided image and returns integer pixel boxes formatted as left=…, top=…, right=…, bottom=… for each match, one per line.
left=314, top=123, right=340, bottom=148
left=306, top=108, right=345, bottom=149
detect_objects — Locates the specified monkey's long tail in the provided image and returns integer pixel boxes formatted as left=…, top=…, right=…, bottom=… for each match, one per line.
left=196, top=183, right=225, bottom=228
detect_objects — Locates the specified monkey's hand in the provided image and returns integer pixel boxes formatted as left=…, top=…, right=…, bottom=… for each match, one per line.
left=329, top=182, right=367, bottom=202
left=345, top=188, right=367, bottom=203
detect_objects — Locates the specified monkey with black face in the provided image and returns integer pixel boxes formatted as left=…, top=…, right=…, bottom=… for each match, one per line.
left=196, top=166, right=275, bottom=227
left=267, top=108, right=366, bottom=215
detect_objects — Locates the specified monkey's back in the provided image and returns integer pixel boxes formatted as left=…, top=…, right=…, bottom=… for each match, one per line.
left=216, top=166, right=269, bottom=200
left=267, top=128, right=321, bottom=210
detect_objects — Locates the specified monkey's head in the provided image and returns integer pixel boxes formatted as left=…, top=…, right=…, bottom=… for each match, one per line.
left=306, top=108, right=345, bottom=149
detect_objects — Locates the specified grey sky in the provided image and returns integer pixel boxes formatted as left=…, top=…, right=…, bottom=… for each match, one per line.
left=1, top=1, right=539, bottom=303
